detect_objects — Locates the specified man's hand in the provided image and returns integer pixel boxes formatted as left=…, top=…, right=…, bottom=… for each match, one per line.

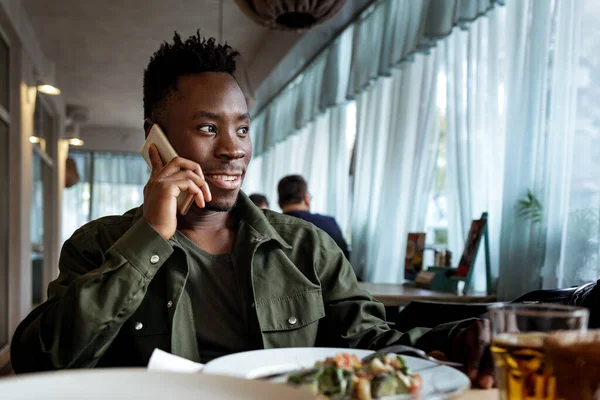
left=449, top=319, right=496, bottom=389
left=143, top=145, right=212, bottom=240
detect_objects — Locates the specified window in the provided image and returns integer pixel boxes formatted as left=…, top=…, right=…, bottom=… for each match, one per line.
left=0, top=120, right=8, bottom=349
left=0, top=33, right=8, bottom=112
left=424, top=71, right=449, bottom=266
left=560, top=0, right=600, bottom=286
left=62, top=151, right=150, bottom=243
left=31, top=94, right=55, bottom=305
left=0, top=31, right=9, bottom=349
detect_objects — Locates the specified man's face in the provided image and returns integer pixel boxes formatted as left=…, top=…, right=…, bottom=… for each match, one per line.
left=160, top=72, right=252, bottom=212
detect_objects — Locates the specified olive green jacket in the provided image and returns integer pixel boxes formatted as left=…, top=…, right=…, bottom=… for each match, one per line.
left=11, top=193, right=468, bottom=373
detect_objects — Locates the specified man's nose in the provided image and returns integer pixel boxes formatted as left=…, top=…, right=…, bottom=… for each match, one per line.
left=216, top=131, right=246, bottom=160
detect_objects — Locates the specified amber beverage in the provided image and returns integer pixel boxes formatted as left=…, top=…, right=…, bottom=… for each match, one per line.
left=487, top=304, right=589, bottom=400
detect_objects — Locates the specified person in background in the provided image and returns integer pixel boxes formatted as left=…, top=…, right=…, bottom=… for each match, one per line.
left=278, top=175, right=350, bottom=260
left=249, top=193, right=269, bottom=209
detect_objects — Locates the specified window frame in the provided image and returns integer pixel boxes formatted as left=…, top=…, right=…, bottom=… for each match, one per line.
left=0, top=20, right=11, bottom=355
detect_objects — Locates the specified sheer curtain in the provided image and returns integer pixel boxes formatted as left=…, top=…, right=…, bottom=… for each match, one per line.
left=561, top=0, right=600, bottom=287
left=91, top=152, right=149, bottom=218
left=497, top=0, right=583, bottom=300
left=442, top=8, right=506, bottom=293
left=350, top=52, right=440, bottom=282
left=243, top=103, right=351, bottom=230
left=62, top=151, right=149, bottom=242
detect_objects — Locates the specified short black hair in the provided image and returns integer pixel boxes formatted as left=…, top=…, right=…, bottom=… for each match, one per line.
left=143, top=31, right=239, bottom=120
left=278, top=175, right=308, bottom=206
left=249, top=193, right=269, bottom=208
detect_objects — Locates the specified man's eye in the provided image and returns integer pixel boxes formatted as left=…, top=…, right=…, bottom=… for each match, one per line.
left=198, top=125, right=216, bottom=133
left=237, top=127, right=249, bottom=136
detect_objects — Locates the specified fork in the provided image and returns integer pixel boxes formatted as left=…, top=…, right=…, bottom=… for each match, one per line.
left=362, top=344, right=463, bottom=368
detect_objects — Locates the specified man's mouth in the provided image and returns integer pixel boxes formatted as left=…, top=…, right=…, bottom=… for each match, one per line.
left=204, top=174, right=242, bottom=190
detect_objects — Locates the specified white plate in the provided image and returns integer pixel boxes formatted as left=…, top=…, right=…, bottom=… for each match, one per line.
left=0, top=368, right=314, bottom=400
left=204, top=347, right=471, bottom=399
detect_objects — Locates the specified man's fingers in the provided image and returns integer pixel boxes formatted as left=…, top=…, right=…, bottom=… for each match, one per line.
left=171, top=179, right=205, bottom=209
left=194, top=163, right=212, bottom=202
left=157, top=156, right=203, bottom=178
left=477, top=348, right=496, bottom=389
left=466, top=320, right=490, bottom=381
left=149, top=145, right=164, bottom=176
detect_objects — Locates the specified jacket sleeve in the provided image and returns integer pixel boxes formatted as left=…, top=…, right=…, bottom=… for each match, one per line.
left=315, top=231, right=472, bottom=355
left=10, top=218, right=173, bottom=372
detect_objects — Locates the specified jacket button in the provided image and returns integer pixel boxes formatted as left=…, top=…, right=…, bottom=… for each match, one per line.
left=167, top=300, right=173, bottom=308
left=134, top=322, right=143, bottom=331
left=150, top=255, right=160, bottom=264
left=288, top=316, right=298, bottom=325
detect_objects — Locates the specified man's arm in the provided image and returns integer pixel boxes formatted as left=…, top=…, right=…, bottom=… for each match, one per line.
left=10, top=218, right=173, bottom=372
left=315, top=230, right=471, bottom=354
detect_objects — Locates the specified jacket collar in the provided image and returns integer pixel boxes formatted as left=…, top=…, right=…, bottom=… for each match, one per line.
left=132, top=191, right=291, bottom=250
left=234, top=191, right=292, bottom=250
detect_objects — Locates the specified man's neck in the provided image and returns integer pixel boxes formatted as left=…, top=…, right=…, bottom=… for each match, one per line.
left=177, top=208, right=234, bottom=233
left=281, top=203, right=309, bottom=213
left=176, top=208, right=238, bottom=254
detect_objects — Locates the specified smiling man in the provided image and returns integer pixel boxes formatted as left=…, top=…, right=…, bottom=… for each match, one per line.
left=11, top=32, right=494, bottom=388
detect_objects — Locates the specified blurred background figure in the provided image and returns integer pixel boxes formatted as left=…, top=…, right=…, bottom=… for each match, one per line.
left=278, top=175, right=350, bottom=260
left=249, top=193, right=269, bottom=209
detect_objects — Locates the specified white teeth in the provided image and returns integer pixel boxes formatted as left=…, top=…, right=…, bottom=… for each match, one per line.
left=208, top=175, right=237, bottom=181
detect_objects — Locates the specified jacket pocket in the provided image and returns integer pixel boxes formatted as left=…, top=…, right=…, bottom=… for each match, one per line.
left=256, top=289, right=325, bottom=333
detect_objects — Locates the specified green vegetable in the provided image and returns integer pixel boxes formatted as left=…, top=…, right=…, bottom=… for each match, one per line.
left=394, top=371, right=412, bottom=394
left=371, top=373, right=399, bottom=397
left=396, top=355, right=410, bottom=375
left=287, top=367, right=323, bottom=394
left=318, top=366, right=353, bottom=397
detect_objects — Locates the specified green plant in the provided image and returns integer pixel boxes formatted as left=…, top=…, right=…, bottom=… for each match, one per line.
left=517, top=190, right=543, bottom=224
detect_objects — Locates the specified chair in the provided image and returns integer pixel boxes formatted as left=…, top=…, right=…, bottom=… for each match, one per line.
left=392, top=280, right=600, bottom=331
left=392, top=301, right=490, bottom=332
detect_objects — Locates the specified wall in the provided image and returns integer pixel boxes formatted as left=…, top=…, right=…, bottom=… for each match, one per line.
left=0, top=0, right=66, bottom=352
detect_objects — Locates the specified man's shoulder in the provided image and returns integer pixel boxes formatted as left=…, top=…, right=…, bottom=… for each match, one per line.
left=262, top=209, right=321, bottom=233
left=312, top=213, right=337, bottom=224
left=258, top=209, right=336, bottom=250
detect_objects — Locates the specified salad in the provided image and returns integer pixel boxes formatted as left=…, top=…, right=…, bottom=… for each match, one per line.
left=287, top=353, right=422, bottom=400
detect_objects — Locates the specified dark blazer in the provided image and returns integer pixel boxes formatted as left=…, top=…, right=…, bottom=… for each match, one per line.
left=284, top=210, right=350, bottom=260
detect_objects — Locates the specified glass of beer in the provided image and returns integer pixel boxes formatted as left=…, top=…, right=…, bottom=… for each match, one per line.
left=487, top=303, right=589, bottom=400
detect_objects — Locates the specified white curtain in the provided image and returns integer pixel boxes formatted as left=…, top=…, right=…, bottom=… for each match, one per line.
left=442, top=8, right=506, bottom=293
left=350, top=52, right=440, bottom=282
left=62, top=151, right=149, bottom=243
left=496, top=0, right=583, bottom=300
left=91, top=152, right=149, bottom=218
left=440, top=0, right=584, bottom=298
left=243, top=103, right=351, bottom=231
left=560, top=0, right=600, bottom=287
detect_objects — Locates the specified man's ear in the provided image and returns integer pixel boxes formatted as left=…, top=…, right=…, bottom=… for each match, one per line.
left=143, top=118, right=153, bottom=139
left=304, top=193, right=311, bottom=207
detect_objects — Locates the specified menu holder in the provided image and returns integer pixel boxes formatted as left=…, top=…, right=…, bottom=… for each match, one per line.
left=404, top=233, right=426, bottom=281
left=415, top=213, right=492, bottom=295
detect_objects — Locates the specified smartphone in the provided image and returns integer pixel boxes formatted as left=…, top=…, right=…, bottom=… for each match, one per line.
left=141, top=123, right=195, bottom=216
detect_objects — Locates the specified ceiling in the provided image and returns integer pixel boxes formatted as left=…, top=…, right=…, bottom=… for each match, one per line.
left=21, top=0, right=300, bottom=129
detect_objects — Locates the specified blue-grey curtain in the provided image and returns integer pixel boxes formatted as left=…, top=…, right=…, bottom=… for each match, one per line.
left=251, top=0, right=503, bottom=157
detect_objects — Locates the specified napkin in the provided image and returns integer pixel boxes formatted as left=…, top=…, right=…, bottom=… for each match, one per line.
left=147, top=348, right=205, bottom=373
